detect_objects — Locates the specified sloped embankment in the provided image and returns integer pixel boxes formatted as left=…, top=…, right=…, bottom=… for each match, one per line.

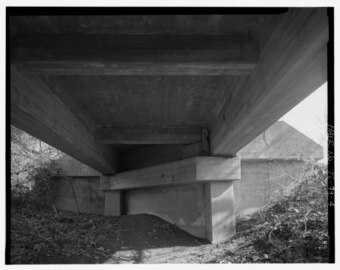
left=211, top=164, right=330, bottom=263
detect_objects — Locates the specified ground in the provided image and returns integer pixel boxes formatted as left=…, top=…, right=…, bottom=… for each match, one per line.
left=10, top=164, right=330, bottom=264
left=11, top=203, right=265, bottom=264
left=11, top=204, right=211, bottom=264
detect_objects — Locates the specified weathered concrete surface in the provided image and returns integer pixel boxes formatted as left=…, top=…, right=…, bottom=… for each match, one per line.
left=53, top=154, right=101, bottom=177
left=53, top=159, right=304, bottom=220
left=95, top=127, right=202, bottom=144
left=104, top=191, right=121, bottom=216
left=125, top=181, right=237, bottom=243
left=205, top=182, right=236, bottom=243
left=233, top=159, right=305, bottom=217
left=10, top=10, right=328, bottom=173
left=125, top=184, right=207, bottom=239
left=196, top=157, right=240, bottom=181
left=108, top=157, right=240, bottom=190
left=10, top=67, right=117, bottom=174
left=53, top=177, right=104, bottom=214
left=237, top=121, right=323, bottom=160
left=232, top=121, right=323, bottom=217
left=53, top=156, right=240, bottom=242
left=210, top=9, right=328, bottom=156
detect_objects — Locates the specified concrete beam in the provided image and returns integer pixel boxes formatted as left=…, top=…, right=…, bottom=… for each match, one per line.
left=117, top=128, right=210, bottom=172
left=11, top=34, right=258, bottom=76
left=10, top=66, right=117, bottom=174
left=104, top=157, right=240, bottom=190
left=211, top=9, right=328, bottom=156
left=95, top=127, right=201, bottom=144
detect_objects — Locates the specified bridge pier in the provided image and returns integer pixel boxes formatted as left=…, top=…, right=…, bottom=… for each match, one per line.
left=102, top=156, right=240, bottom=243
left=205, top=182, right=236, bottom=243
left=104, top=191, right=122, bottom=216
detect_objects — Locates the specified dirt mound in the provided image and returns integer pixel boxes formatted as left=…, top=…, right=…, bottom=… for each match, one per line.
left=10, top=204, right=208, bottom=264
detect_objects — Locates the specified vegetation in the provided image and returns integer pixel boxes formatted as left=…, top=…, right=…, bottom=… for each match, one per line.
left=215, top=164, right=330, bottom=263
left=11, top=204, right=113, bottom=264
left=11, top=125, right=62, bottom=207
left=11, top=125, right=62, bottom=187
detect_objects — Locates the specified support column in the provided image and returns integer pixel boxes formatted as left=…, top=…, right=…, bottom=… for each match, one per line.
left=205, top=181, right=236, bottom=243
left=104, top=190, right=122, bottom=216
left=101, top=175, right=122, bottom=216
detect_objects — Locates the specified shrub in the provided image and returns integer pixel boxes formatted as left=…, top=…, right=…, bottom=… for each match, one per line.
left=226, top=163, right=329, bottom=263
left=11, top=182, right=31, bottom=205
left=11, top=162, right=61, bottom=208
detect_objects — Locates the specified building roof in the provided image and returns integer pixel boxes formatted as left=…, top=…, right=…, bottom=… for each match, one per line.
left=237, top=121, right=323, bottom=160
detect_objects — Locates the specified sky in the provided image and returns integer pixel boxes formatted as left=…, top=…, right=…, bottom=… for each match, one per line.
left=279, top=82, right=328, bottom=161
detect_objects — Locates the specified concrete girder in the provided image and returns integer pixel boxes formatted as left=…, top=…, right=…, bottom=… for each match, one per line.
left=10, top=66, right=117, bottom=174
left=95, top=127, right=202, bottom=144
left=11, top=34, right=258, bottom=76
left=211, top=8, right=328, bottom=156
left=101, top=156, right=240, bottom=190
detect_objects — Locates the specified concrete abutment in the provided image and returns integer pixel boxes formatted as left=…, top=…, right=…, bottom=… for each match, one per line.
left=54, top=156, right=240, bottom=243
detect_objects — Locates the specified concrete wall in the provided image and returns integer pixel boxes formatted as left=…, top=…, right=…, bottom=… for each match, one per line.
left=53, top=154, right=101, bottom=177
left=53, top=177, right=104, bottom=215
left=51, top=157, right=305, bottom=243
left=233, top=159, right=304, bottom=217
left=125, top=184, right=208, bottom=239
left=52, top=177, right=208, bottom=239
left=53, top=159, right=305, bottom=221
left=53, top=176, right=235, bottom=242
left=237, top=121, right=323, bottom=160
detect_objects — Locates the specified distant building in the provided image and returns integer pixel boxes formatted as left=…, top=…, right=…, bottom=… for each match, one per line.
left=234, top=121, right=323, bottom=217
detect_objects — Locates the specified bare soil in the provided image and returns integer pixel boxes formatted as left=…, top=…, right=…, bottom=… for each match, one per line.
left=10, top=204, right=213, bottom=264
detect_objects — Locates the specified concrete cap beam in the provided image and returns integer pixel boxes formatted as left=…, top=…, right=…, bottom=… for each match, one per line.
left=101, top=156, right=240, bottom=191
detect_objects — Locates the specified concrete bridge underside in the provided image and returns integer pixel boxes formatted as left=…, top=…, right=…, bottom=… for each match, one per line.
left=10, top=9, right=329, bottom=243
